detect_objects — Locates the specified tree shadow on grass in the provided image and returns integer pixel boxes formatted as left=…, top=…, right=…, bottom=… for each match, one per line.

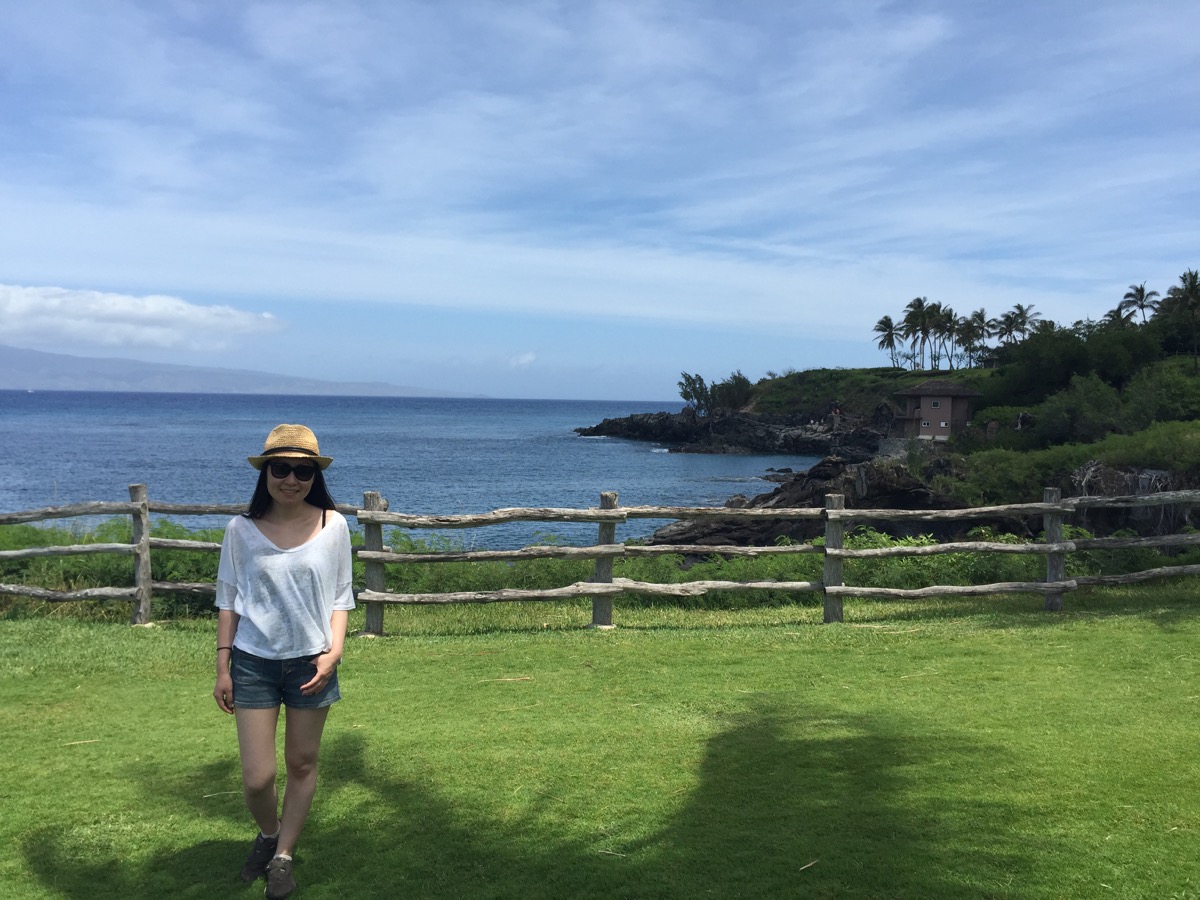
left=23, top=703, right=1050, bottom=899
left=19, top=751, right=257, bottom=899
left=842, top=584, right=1200, bottom=632
left=624, top=707, right=1037, bottom=899
left=20, top=832, right=251, bottom=900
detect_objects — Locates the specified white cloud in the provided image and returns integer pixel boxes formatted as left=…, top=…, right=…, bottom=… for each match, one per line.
left=0, top=284, right=282, bottom=350
left=0, top=1, right=1197, bottom=399
left=509, top=352, right=536, bottom=368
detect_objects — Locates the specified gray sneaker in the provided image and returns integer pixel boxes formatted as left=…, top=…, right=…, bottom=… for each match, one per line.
left=265, top=856, right=296, bottom=899
left=239, top=832, right=278, bottom=883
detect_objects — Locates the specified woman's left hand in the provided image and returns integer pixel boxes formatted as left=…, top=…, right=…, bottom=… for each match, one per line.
left=300, top=651, right=340, bottom=695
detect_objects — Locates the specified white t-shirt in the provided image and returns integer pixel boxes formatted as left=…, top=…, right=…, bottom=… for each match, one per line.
left=215, top=511, right=355, bottom=659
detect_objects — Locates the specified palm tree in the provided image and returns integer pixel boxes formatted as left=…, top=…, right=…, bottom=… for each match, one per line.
left=1103, top=306, right=1136, bottom=327
left=957, top=308, right=994, bottom=367
left=1010, top=303, right=1043, bottom=341
left=873, top=315, right=903, bottom=368
left=902, top=296, right=932, bottom=370
left=924, top=303, right=958, bottom=370
left=1166, top=269, right=1200, bottom=372
left=976, top=308, right=999, bottom=339
left=995, top=310, right=1019, bottom=345
left=925, top=301, right=945, bottom=369
left=939, top=305, right=959, bottom=369
left=1119, top=282, right=1160, bottom=324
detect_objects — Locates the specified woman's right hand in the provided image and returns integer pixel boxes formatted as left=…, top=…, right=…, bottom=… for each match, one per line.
left=214, top=671, right=235, bottom=714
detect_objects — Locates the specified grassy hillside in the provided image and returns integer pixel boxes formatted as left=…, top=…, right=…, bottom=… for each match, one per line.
left=750, top=365, right=992, bottom=418
left=946, top=420, right=1200, bottom=505
left=741, top=355, right=1200, bottom=506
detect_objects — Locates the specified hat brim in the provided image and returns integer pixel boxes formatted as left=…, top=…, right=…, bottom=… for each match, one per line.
left=248, top=452, right=333, bottom=470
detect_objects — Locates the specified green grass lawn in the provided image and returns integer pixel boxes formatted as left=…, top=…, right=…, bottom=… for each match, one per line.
left=3, top=586, right=1200, bottom=899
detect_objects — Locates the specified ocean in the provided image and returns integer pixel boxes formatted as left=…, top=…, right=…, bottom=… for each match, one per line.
left=0, top=391, right=818, bottom=546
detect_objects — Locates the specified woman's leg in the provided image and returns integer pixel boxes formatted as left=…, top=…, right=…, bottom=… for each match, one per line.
left=276, top=706, right=331, bottom=857
left=235, top=706, right=283, bottom=836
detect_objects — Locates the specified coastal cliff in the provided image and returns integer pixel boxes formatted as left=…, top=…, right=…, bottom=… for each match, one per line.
left=576, top=404, right=1200, bottom=547
left=574, top=410, right=884, bottom=461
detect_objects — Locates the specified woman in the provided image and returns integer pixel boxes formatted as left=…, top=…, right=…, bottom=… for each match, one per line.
left=213, top=424, right=354, bottom=899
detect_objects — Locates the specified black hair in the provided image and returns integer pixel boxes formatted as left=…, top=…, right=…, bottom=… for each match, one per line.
left=244, top=464, right=337, bottom=519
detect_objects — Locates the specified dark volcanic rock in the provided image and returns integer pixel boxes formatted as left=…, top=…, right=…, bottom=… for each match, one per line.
left=650, top=455, right=1200, bottom=550
left=575, top=410, right=882, bottom=461
left=1069, top=460, right=1200, bottom=535
left=576, top=411, right=705, bottom=444
left=649, top=456, right=984, bottom=547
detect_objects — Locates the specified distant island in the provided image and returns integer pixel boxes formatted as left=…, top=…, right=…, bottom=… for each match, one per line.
left=0, top=344, right=482, bottom=397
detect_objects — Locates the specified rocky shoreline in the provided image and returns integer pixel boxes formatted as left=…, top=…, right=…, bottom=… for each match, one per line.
left=647, top=455, right=975, bottom=548
left=573, top=409, right=883, bottom=461
left=645, top=454, right=1195, bottom=548
left=576, top=410, right=1194, bottom=547
left=574, top=409, right=952, bottom=546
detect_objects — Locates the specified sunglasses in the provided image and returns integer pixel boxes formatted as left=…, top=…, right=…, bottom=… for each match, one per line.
left=267, top=461, right=317, bottom=481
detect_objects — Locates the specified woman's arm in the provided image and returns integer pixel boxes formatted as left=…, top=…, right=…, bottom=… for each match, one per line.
left=301, top=608, right=349, bottom=696
left=213, top=608, right=240, bottom=714
left=301, top=519, right=353, bottom=696
left=327, top=608, right=349, bottom=663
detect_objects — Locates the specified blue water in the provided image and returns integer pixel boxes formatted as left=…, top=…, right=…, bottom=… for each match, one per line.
left=0, top=391, right=817, bottom=546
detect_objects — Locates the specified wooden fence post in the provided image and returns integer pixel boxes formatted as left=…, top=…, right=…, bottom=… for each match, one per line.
left=590, top=491, right=618, bottom=629
left=129, top=484, right=153, bottom=625
left=361, top=491, right=388, bottom=636
left=1043, top=487, right=1064, bottom=612
left=823, top=494, right=845, bottom=623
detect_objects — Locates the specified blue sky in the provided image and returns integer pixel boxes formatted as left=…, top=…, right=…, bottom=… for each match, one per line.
left=1, top=1, right=1197, bottom=399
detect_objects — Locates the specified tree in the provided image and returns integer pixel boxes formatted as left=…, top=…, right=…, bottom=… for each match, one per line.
left=902, top=296, right=932, bottom=370
left=994, top=310, right=1019, bottom=345
left=1123, top=364, right=1200, bottom=430
left=924, top=301, right=945, bottom=369
left=873, top=315, right=903, bottom=367
left=1102, top=306, right=1136, bottom=327
left=1030, top=318, right=1058, bottom=337
left=929, top=303, right=958, bottom=370
left=677, top=372, right=711, bottom=416
left=1010, top=303, right=1043, bottom=340
left=1164, top=269, right=1200, bottom=372
left=957, top=308, right=995, bottom=367
left=710, top=370, right=755, bottom=412
left=1119, top=282, right=1160, bottom=324
left=985, top=326, right=1088, bottom=406
left=1087, top=320, right=1158, bottom=387
left=1034, top=373, right=1122, bottom=445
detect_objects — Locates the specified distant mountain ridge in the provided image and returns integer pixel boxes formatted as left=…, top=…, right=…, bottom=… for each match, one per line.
left=0, top=344, right=478, bottom=397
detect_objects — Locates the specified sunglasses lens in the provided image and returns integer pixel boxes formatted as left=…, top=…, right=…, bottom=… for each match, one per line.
left=268, top=462, right=316, bottom=481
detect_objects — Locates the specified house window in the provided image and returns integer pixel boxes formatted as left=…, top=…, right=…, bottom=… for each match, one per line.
left=930, top=400, right=941, bottom=409
left=921, top=420, right=931, bottom=428
left=940, top=421, right=949, bottom=428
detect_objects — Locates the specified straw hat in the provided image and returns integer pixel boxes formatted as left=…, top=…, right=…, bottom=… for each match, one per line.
left=247, top=424, right=333, bottom=470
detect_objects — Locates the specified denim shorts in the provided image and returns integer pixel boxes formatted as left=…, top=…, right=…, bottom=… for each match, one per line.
left=231, top=647, right=341, bottom=710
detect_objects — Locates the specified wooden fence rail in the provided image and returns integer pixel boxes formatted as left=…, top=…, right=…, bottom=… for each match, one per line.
left=1, top=484, right=1199, bottom=628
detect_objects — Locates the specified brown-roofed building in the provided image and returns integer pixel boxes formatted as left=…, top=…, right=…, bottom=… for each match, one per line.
left=894, top=380, right=982, bottom=441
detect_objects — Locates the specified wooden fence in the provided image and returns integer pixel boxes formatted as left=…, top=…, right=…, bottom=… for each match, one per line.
left=2, top=484, right=1200, bottom=630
